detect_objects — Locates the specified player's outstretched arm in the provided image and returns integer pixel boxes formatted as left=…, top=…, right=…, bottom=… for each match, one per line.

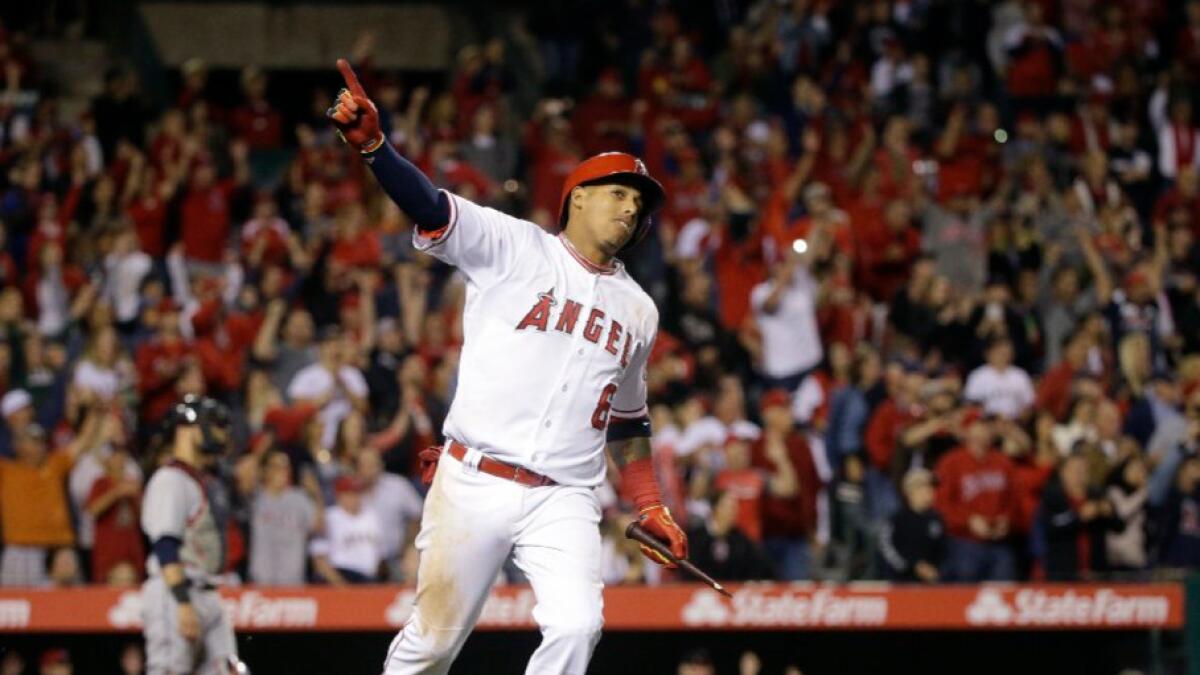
left=608, top=434, right=688, bottom=568
left=328, top=59, right=450, bottom=231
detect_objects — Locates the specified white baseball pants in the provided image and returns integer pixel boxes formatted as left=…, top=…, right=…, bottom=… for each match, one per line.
left=381, top=448, right=604, bottom=675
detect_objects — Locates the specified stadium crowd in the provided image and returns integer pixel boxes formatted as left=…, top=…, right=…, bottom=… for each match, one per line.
left=0, top=0, right=1197, bottom=605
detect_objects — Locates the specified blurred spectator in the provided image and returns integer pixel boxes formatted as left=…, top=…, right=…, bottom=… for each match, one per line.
left=83, top=435, right=143, bottom=583
left=231, top=67, right=283, bottom=151
left=71, top=325, right=130, bottom=401
left=101, top=227, right=152, bottom=331
left=1150, top=388, right=1200, bottom=506
left=1105, top=455, right=1149, bottom=574
left=685, top=489, right=774, bottom=581
left=963, top=336, right=1034, bottom=420
left=749, top=237, right=825, bottom=391
left=829, top=462, right=873, bottom=582
left=0, top=387, right=34, bottom=457
left=250, top=451, right=322, bottom=585
left=178, top=147, right=250, bottom=270
left=459, top=104, right=518, bottom=185
left=38, top=648, right=71, bottom=675
left=0, top=651, right=22, bottom=675
left=356, top=449, right=422, bottom=581
left=675, top=375, right=760, bottom=470
left=255, top=301, right=317, bottom=396
left=47, top=546, right=82, bottom=587
left=751, top=389, right=821, bottom=580
left=134, top=299, right=195, bottom=425
left=572, top=69, right=633, bottom=157
left=0, top=408, right=103, bottom=585
left=1158, top=454, right=1200, bottom=568
left=825, top=346, right=880, bottom=471
left=935, top=415, right=1017, bottom=581
left=677, top=648, right=714, bottom=675
left=90, top=66, right=147, bottom=161
left=864, top=364, right=923, bottom=520
left=118, top=643, right=144, bottom=675
left=287, top=325, right=368, bottom=449
left=310, top=475, right=382, bottom=584
left=879, top=468, right=945, bottom=582
left=1036, top=452, right=1116, bottom=581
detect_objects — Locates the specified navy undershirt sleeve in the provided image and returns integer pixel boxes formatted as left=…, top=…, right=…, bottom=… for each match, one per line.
left=152, top=535, right=183, bottom=566
left=364, top=142, right=451, bottom=230
left=606, top=415, right=652, bottom=442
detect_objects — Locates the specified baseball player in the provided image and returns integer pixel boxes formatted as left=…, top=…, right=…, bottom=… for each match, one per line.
left=140, top=395, right=245, bottom=675
left=328, top=60, right=688, bottom=674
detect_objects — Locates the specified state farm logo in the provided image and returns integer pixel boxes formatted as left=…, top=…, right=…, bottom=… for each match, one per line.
left=385, top=590, right=417, bottom=626
left=108, top=592, right=143, bottom=628
left=681, top=587, right=887, bottom=627
left=222, top=592, right=318, bottom=628
left=965, top=588, right=1013, bottom=625
left=0, top=599, right=31, bottom=628
left=385, top=589, right=536, bottom=628
left=681, top=590, right=729, bottom=625
left=964, top=588, right=1171, bottom=627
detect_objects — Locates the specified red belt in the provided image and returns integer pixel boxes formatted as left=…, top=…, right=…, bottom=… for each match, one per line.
left=446, top=440, right=558, bottom=487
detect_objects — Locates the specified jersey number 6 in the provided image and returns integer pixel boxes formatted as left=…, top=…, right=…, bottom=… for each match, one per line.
left=590, top=383, right=618, bottom=430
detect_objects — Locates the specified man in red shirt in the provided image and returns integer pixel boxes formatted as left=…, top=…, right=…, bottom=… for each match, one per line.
left=935, top=414, right=1018, bottom=581
left=134, top=300, right=195, bottom=425
left=86, top=444, right=144, bottom=583
left=572, top=69, right=633, bottom=157
left=178, top=147, right=249, bottom=269
left=750, top=389, right=823, bottom=580
left=713, top=437, right=767, bottom=542
left=230, top=67, right=283, bottom=150
left=1035, top=328, right=1093, bottom=421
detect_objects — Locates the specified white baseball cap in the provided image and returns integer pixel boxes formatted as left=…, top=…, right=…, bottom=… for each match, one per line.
left=1, top=389, right=32, bottom=418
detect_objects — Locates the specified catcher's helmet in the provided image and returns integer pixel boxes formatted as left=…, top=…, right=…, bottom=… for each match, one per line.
left=557, top=152, right=665, bottom=252
left=164, top=394, right=231, bottom=455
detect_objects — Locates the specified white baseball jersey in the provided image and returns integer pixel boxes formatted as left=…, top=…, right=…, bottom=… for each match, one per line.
left=309, top=505, right=383, bottom=578
left=415, top=191, right=658, bottom=487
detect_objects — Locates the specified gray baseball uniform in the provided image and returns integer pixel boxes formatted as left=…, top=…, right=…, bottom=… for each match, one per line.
left=140, top=461, right=237, bottom=674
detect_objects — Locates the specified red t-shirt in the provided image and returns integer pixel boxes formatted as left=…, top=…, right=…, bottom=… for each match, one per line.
left=714, top=468, right=765, bottom=542
left=330, top=229, right=383, bottom=269
left=865, top=399, right=915, bottom=473
left=181, top=180, right=236, bottom=263
left=231, top=102, right=283, bottom=150
left=135, top=338, right=192, bottom=422
left=86, top=476, right=145, bottom=583
left=750, top=433, right=822, bottom=539
left=1035, top=359, right=1077, bottom=422
left=127, top=194, right=168, bottom=257
left=935, top=447, right=1017, bottom=540
left=241, top=217, right=291, bottom=267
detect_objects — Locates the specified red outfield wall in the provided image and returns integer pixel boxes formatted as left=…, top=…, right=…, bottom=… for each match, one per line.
left=0, top=583, right=1183, bottom=633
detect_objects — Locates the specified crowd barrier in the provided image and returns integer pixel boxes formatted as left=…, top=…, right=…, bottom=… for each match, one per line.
left=0, top=582, right=1184, bottom=633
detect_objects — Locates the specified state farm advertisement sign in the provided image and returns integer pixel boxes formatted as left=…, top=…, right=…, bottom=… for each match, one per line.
left=0, top=583, right=1183, bottom=633
left=964, top=587, right=1173, bottom=628
left=680, top=587, right=889, bottom=628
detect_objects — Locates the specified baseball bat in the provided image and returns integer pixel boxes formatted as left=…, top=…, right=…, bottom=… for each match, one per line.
left=625, top=522, right=732, bottom=598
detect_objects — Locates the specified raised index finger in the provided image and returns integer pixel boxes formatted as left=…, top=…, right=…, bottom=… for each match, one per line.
left=336, top=58, right=367, bottom=97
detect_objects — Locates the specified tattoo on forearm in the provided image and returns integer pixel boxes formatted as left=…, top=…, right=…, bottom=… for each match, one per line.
left=608, top=436, right=652, bottom=468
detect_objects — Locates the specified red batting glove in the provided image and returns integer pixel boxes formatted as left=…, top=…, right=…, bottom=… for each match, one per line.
left=328, top=59, right=385, bottom=153
left=637, top=504, right=688, bottom=569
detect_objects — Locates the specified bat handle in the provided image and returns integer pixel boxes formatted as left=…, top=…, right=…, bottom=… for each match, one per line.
left=625, top=522, right=732, bottom=598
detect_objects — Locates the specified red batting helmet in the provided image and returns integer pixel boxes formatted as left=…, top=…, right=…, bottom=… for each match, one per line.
left=558, top=152, right=665, bottom=251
